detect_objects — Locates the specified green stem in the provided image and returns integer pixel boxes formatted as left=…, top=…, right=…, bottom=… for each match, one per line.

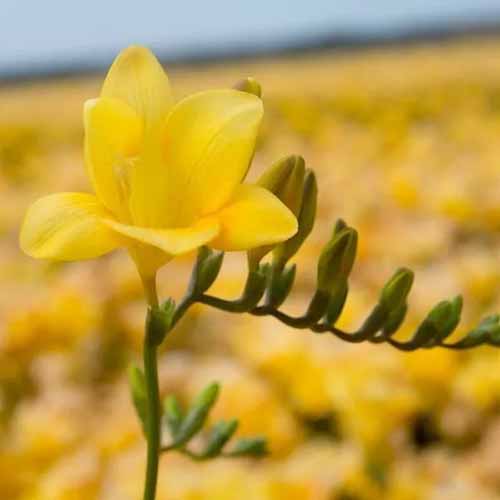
left=142, top=274, right=161, bottom=500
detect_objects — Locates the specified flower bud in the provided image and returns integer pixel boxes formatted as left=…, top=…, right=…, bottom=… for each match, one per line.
left=316, top=227, right=357, bottom=293
left=191, top=247, right=224, bottom=295
left=249, top=156, right=306, bottom=266
left=411, top=296, right=462, bottom=346
left=259, top=155, right=305, bottom=216
left=359, top=304, right=387, bottom=337
left=267, top=264, right=296, bottom=308
left=325, top=280, right=348, bottom=325
left=379, top=268, right=414, bottom=312
left=273, top=169, right=317, bottom=265
left=427, top=295, right=462, bottom=341
left=240, top=266, right=268, bottom=309
left=382, top=303, right=408, bottom=336
left=234, top=77, right=262, bottom=98
left=460, top=314, right=500, bottom=347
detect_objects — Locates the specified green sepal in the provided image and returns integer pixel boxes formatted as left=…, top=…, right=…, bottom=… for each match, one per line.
left=227, top=437, right=268, bottom=457
left=202, top=419, right=239, bottom=458
left=172, top=382, right=220, bottom=448
left=128, top=363, right=147, bottom=433
left=146, top=299, right=175, bottom=345
left=163, top=395, right=184, bottom=438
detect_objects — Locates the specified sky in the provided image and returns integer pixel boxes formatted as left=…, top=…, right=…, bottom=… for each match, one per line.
left=2, top=1, right=500, bottom=77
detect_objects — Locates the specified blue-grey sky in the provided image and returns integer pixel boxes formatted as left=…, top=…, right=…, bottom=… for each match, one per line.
left=2, top=0, right=500, bottom=76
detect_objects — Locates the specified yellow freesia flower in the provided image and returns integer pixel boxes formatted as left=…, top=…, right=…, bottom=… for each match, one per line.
left=20, top=46, right=297, bottom=277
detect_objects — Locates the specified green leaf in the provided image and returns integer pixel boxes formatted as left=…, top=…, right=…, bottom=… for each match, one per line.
left=163, top=395, right=184, bottom=438
left=202, top=419, right=239, bottom=458
left=173, top=383, right=220, bottom=447
left=227, top=437, right=268, bottom=457
left=128, top=363, right=147, bottom=433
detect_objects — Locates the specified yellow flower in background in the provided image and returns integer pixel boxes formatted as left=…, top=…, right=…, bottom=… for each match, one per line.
left=20, top=46, right=297, bottom=277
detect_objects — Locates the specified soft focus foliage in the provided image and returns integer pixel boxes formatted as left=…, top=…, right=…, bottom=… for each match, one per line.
left=3, top=37, right=500, bottom=498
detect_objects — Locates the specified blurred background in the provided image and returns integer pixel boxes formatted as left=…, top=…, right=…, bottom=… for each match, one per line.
left=4, top=1, right=500, bottom=499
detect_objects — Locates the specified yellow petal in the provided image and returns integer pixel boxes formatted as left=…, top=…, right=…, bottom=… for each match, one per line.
left=104, top=217, right=219, bottom=256
left=20, top=193, right=121, bottom=260
left=211, top=184, right=298, bottom=251
left=134, top=89, right=263, bottom=228
left=101, top=46, right=173, bottom=125
left=84, top=97, right=143, bottom=219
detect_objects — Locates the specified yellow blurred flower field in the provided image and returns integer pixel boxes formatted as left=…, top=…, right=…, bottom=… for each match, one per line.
left=3, top=36, right=500, bottom=499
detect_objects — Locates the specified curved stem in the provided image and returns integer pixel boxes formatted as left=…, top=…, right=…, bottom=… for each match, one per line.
left=142, top=274, right=161, bottom=500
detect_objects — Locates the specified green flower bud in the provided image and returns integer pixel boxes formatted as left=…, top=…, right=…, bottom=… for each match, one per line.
left=128, top=363, right=147, bottom=433
left=249, top=156, right=306, bottom=267
left=173, top=383, right=220, bottom=448
left=202, top=419, right=239, bottom=458
left=267, top=264, right=296, bottom=308
left=305, top=289, right=331, bottom=322
left=274, top=169, right=317, bottom=265
left=240, top=267, right=268, bottom=309
left=325, top=280, right=348, bottom=325
left=411, top=297, right=462, bottom=346
left=359, top=304, right=387, bottom=337
left=382, top=303, right=408, bottom=336
left=227, top=437, right=268, bottom=457
left=462, top=315, right=500, bottom=347
left=191, top=247, right=224, bottom=295
left=379, top=268, right=414, bottom=312
left=426, top=296, right=462, bottom=341
left=316, top=227, right=357, bottom=293
left=258, top=155, right=305, bottom=217
left=234, top=77, right=262, bottom=98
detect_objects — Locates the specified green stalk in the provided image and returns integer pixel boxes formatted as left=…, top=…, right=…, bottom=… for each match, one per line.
left=141, top=274, right=161, bottom=500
